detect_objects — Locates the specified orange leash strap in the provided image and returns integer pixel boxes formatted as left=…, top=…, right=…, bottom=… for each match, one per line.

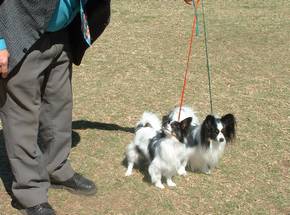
left=178, top=0, right=200, bottom=121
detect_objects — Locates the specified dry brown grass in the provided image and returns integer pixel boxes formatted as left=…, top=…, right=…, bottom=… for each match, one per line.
left=1, top=0, right=289, bottom=214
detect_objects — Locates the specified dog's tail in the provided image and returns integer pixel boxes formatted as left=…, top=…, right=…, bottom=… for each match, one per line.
left=135, top=112, right=162, bottom=132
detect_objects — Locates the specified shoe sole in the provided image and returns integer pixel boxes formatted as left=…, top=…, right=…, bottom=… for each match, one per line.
left=20, top=210, right=56, bottom=215
left=20, top=210, right=28, bottom=215
left=19, top=207, right=56, bottom=215
left=50, top=184, right=97, bottom=196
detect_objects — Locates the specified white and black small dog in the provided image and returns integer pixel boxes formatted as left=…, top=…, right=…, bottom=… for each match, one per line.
left=164, top=106, right=236, bottom=174
left=125, top=112, right=162, bottom=176
left=125, top=112, right=192, bottom=189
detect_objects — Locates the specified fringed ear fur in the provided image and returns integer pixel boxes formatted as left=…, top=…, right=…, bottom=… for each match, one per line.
left=200, top=115, right=215, bottom=148
left=221, top=114, right=237, bottom=143
left=180, top=117, right=192, bottom=133
left=169, top=117, right=192, bottom=143
left=162, top=114, right=170, bottom=126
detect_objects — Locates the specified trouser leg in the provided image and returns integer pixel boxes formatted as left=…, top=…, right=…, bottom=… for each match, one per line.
left=38, top=36, right=74, bottom=182
left=0, top=30, right=74, bottom=207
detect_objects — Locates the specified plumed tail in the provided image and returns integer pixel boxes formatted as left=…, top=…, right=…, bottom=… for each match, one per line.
left=165, top=106, right=199, bottom=126
left=135, top=112, right=162, bottom=131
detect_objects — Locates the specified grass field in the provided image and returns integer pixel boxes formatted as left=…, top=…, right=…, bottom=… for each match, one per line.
left=0, top=0, right=289, bottom=214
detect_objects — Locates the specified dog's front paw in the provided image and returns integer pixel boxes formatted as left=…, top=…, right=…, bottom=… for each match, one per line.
left=155, top=182, right=165, bottom=189
left=166, top=179, right=176, bottom=187
left=204, top=170, right=211, bottom=175
left=177, top=168, right=187, bottom=176
left=125, top=170, right=132, bottom=176
left=202, top=168, right=211, bottom=175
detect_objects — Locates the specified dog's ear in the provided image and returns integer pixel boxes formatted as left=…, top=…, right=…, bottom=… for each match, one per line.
left=180, top=117, right=192, bottom=134
left=162, top=114, right=170, bottom=126
left=201, top=115, right=215, bottom=148
left=203, top=115, right=216, bottom=131
left=221, top=114, right=236, bottom=143
left=170, top=121, right=179, bottom=131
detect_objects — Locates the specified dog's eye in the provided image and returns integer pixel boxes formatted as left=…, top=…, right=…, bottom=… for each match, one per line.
left=215, top=129, right=219, bottom=135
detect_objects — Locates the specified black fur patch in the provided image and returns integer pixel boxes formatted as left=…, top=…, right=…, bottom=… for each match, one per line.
left=162, top=114, right=170, bottom=127
left=200, top=115, right=216, bottom=148
left=221, top=113, right=236, bottom=143
left=148, top=131, right=166, bottom=160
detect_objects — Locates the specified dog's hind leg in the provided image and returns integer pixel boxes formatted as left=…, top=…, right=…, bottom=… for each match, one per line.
left=125, top=162, right=134, bottom=176
left=125, top=143, right=139, bottom=176
left=177, top=159, right=188, bottom=176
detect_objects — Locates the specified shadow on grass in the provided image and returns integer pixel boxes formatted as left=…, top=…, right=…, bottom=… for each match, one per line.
left=0, top=130, right=13, bottom=195
left=0, top=120, right=134, bottom=208
left=121, top=157, right=152, bottom=185
left=121, top=154, right=211, bottom=187
left=71, top=120, right=134, bottom=147
left=72, top=120, right=134, bottom=133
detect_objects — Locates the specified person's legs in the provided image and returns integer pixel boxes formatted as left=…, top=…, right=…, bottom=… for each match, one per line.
left=0, top=31, right=73, bottom=208
left=40, top=31, right=96, bottom=196
left=38, top=31, right=75, bottom=182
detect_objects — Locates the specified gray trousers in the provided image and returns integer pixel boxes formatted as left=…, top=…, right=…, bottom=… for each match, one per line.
left=0, top=29, right=75, bottom=208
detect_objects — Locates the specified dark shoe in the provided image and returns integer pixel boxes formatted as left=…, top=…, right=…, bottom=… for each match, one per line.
left=51, top=173, right=97, bottom=196
left=23, top=203, right=56, bottom=215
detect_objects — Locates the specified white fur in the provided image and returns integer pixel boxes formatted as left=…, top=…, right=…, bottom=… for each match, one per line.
left=137, top=112, right=162, bottom=131
left=188, top=126, right=226, bottom=174
left=148, top=136, right=192, bottom=188
left=168, top=106, right=199, bottom=126
left=164, top=106, right=199, bottom=134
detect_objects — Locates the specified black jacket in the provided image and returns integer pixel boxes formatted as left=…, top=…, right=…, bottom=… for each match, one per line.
left=0, top=0, right=111, bottom=72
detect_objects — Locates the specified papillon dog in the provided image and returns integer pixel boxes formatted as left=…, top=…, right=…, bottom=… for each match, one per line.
left=125, top=111, right=192, bottom=189
left=164, top=106, right=236, bottom=174
left=125, top=112, right=162, bottom=177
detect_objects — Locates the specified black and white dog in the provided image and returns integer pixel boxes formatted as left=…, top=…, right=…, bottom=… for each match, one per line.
left=125, top=112, right=192, bottom=189
left=164, top=106, right=237, bottom=175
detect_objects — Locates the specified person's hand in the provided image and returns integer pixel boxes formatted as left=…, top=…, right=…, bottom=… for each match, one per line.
left=184, top=0, right=192, bottom=5
left=0, top=49, right=9, bottom=78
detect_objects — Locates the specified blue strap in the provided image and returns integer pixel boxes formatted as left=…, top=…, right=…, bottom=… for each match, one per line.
left=0, top=38, right=7, bottom=50
left=80, top=0, right=91, bottom=46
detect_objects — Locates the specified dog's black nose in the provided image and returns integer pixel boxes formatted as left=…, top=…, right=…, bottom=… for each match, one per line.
left=219, top=138, right=225, bottom=142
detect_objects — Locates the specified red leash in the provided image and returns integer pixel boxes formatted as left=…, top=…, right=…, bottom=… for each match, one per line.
left=178, top=1, right=200, bottom=121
